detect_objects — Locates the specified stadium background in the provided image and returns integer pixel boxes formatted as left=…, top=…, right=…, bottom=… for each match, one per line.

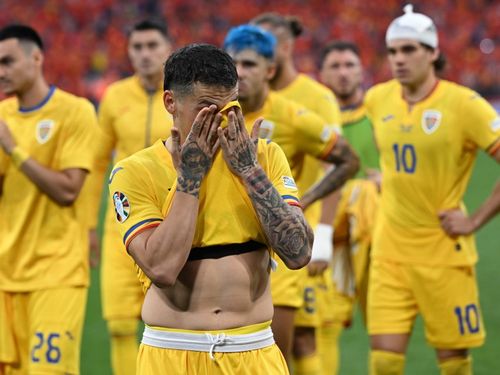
left=1, top=0, right=498, bottom=373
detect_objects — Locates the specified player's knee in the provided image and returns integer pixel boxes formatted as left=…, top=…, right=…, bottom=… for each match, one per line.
left=370, top=350, right=405, bottom=375
left=107, top=318, right=138, bottom=337
left=438, top=356, right=472, bottom=375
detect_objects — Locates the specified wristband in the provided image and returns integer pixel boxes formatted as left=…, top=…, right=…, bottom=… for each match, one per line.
left=310, top=223, right=334, bottom=262
left=11, top=146, right=29, bottom=168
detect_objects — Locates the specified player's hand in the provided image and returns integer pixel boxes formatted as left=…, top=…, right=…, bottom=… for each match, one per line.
left=89, top=229, right=100, bottom=268
left=218, top=107, right=262, bottom=178
left=0, top=120, right=16, bottom=154
left=171, top=105, right=221, bottom=196
left=307, top=260, right=329, bottom=276
left=438, top=209, right=477, bottom=237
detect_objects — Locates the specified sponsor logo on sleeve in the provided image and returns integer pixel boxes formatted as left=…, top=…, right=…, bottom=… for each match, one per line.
left=491, top=118, right=500, bottom=132
left=36, top=119, right=55, bottom=144
left=282, top=176, right=297, bottom=190
left=113, top=191, right=130, bottom=223
left=258, top=120, right=275, bottom=140
left=421, top=110, right=442, bottom=134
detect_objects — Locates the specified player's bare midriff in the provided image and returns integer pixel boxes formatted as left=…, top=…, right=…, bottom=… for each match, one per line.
left=141, top=247, right=274, bottom=330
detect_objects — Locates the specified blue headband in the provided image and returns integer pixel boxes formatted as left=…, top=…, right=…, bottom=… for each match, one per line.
left=223, top=24, right=276, bottom=59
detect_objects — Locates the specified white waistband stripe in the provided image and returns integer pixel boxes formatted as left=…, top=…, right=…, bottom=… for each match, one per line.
left=142, top=326, right=275, bottom=359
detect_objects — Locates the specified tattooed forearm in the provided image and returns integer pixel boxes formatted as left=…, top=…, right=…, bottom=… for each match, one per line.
left=176, top=142, right=212, bottom=198
left=243, top=166, right=313, bottom=269
left=301, top=138, right=359, bottom=208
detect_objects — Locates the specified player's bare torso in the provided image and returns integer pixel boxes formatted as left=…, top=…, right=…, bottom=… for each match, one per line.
left=141, top=248, right=274, bottom=329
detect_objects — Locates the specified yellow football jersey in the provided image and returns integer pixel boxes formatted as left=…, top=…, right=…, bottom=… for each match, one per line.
left=86, top=75, right=173, bottom=227
left=0, top=87, right=98, bottom=291
left=108, top=139, right=301, bottom=292
left=365, top=79, right=500, bottom=266
left=244, top=91, right=338, bottom=227
left=277, top=73, right=342, bottom=227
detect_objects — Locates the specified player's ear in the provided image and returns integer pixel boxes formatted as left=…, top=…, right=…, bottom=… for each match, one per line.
left=163, top=90, right=175, bottom=114
left=32, top=48, right=43, bottom=69
left=266, top=61, right=277, bottom=81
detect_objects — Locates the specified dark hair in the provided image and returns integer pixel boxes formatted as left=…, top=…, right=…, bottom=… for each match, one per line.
left=320, top=40, right=360, bottom=66
left=130, top=19, right=169, bottom=39
left=163, top=44, right=237, bottom=93
left=421, top=44, right=446, bottom=73
left=0, top=24, right=43, bottom=50
left=251, top=12, right=303, bottom=38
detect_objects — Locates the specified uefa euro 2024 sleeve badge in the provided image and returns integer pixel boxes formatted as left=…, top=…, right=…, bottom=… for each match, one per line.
left=113, top=191, right=130, bottom=223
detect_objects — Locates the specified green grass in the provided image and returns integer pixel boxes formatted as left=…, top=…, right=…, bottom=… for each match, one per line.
left=81, top=152, right=499, bottom=374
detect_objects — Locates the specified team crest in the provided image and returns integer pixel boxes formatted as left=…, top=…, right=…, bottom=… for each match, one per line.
left=258, top=120, right=275, bottom=140
left=36, top=119, right=55, bottom=144
left=113, top=191, right=130, bottom=223
left=421, top=110, right=442, bottom=134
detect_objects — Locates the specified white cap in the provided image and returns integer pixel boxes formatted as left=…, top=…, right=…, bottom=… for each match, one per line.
left=386, top=4, right=438, bottom=48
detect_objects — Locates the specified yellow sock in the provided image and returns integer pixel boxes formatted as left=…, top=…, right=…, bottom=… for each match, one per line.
left=317, top=323, right=342, bottom=375
left=108, top=319, right=139, bottom=375
left=294, top=353, right=322, bottom=375
left=439, top=356, right=472, bottom=375
left=370, top=350, right=405, bottom=375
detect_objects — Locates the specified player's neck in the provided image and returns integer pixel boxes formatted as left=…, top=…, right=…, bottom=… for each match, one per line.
left=271, top=61, right=297, bottom=91
left=240, top=87, right=269, bottom=114
left=337, top=87, right=364, bottom=108
left=139, top=72, right=162, bottom=93
left=17, top=78, right=50, bottom=109
left=402, top=72, right=438, bottom=105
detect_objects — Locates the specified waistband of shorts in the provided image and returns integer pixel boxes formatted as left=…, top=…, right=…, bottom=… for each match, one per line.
left=141, top=322, right=275, bottom=355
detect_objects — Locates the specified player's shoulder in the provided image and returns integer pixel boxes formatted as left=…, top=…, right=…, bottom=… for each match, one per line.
left=102, top=76, right=138, bottom=99
left=53, top=88, right=95, bottom=112
left=439, top=80, right=480, bottom=100
left=296, top=74, right=331, bottom=95
left=0, top=96, right=18, bottom=114
left=269, top=91, right=309, bottom=116
left=366, top=79, right=400, bottom=99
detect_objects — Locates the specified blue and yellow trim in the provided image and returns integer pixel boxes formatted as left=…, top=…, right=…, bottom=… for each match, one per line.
left=123, top=218, right=163, bottom=248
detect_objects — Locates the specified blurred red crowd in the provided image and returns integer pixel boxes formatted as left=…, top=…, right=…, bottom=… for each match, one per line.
left=1, top=0, right=498, bottom=104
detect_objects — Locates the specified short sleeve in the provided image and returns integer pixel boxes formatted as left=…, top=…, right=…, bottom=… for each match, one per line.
left=59, top=99, right=98, bottom=171
left=315, top=92, right=342, bottom=134
left=291, top=104, right=339, bottom=160
left=265, top=141, right=301, bottom=208
left=460, top=92, right=500, bottom=154
left=108, top=161, right=164, bottom=249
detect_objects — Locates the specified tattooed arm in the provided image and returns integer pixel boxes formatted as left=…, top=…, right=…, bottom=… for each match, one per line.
left=127, top=106, right=221, bottom=287
left=218, top=109, right=313, bottom=269
left=301, top=136, right=359, bottom=210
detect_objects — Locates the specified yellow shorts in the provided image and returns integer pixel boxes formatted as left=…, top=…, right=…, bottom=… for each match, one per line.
left=101, top=213, right=144, bottom=320
left=294, top=275, right=321, bottom=328
left=270, top=256, right=305, bottom=309
left=137, top=322, right=289, bottom=375
left=368, top=259, right=485, bottom=349
left=0, top=287, right=87, bottom=374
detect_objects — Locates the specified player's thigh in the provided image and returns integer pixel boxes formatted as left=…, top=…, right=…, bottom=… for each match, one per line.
left=0, top=291, right=23, bottom=370
left=412, top=265, right=485, bottom=349
left=367, top=259, right=417, bottom=336
left=28, top=287, right=87, bottom=374
left=101, top=226, right=143, bottom=320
